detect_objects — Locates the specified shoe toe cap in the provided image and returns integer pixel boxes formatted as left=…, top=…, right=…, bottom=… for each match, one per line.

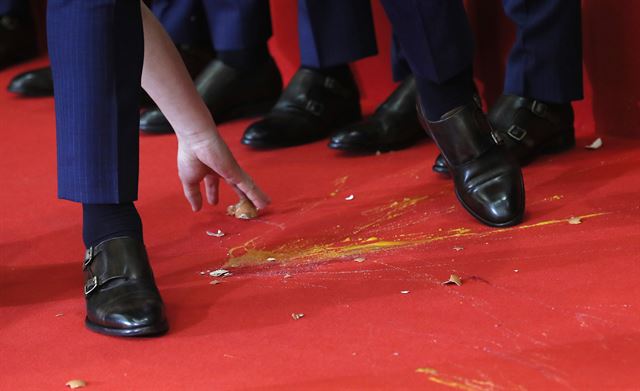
left=242, top=115, right=314, bottom=147
left=8, top=72, right=53, bottom=95
left=99, top=296, right=166, bottom=330
left=139, top=110, right=173, bottom=133
left=467, top=174, right=525, bottom=226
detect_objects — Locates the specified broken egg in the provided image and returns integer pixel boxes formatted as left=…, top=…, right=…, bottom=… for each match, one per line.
left=568, top=216, right=582, bottom=225
left=227, top=198, right=258, bottom=220
left=206, top=229, right=225, bottom=237
left=585, top=138, right=603, bottom=150
left=65, top=380, right=86, bottom=389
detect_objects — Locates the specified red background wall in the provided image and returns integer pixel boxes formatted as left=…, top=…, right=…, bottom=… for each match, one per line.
left=29, top=0, right=640, bottom=138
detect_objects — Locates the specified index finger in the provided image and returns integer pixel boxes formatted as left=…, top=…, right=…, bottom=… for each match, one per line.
left=232, top=176, right=270, bottom=210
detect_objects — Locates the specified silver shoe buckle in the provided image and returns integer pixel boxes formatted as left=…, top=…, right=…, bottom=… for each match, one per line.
left=83, top=247, right=94, bottom=269
left=84, top=276, right=98, bottom=296
left=305, top=100, right=324, bottom=116
left=507, top=124, right=527, bottom=141
left=531, top=100, right=547, bottom=117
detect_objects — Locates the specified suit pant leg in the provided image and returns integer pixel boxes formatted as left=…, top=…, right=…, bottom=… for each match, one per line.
left=150, top=0, right=209, bottom=46
left=502, top=0, right=583, bottom=103
left=298, top=0, right=377, bottom=68
left=201, top=0, right=272, bottom=51
left=391, top=34, right=412, bottom=82
left=48, top=0, right=143, bottom=203
left=379, top=0, right=473, bottom=84
left=380, top=0, right=475, bottom=119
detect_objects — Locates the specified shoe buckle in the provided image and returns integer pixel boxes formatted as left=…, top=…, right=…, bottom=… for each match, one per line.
left=507, top=124, right=528, bottom=141
left=84, top=276, right=98, bottom=296
left=83, top=247, right=95, bottom=269
left=305, top=100, right=324, bottom=116
left=531, top=101, right=547, bottom=117
left=473, top=94, right=483, bottom=109
left=491, top=131, right=504, bottom=145
left=324, top=77, right=338, bottom=90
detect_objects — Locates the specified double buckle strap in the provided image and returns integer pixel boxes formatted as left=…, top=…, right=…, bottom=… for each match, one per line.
left=83, top=246, right=100, bottom=296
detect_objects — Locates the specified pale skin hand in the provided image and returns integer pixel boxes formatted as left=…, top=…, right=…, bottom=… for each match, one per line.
left=139, top=2, right=269, bottom=211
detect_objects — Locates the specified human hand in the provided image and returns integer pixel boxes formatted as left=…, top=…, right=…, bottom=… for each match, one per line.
left=176, top=131, right=270, bottom=212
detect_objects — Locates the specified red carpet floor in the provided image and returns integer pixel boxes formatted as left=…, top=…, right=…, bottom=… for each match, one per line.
left=1, top=57, right=640, bottom=390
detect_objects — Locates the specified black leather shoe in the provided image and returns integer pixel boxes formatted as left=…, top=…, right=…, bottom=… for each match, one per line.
left=242, top=67, right=361, bottom=148
left=83, top=237, right=168, bottom=337
left=432, top=94, right=575, bottom=175
left=140, top=57, right=282, bottom=134
left=419, top=99, right=525, bottom=227
left=0, top=14, right=37, bottom=70
left=328, top=76, right=425, bottom=152
left=7, top=66, right=52, bottom=96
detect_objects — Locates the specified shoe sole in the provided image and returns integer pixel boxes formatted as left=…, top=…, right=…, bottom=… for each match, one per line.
left=328, top=134, right=426, bottom=153
left=85, top=317, right=169, bottom=337
left=242, top=108, right=363, bottom=149
left=7, top=86, right=53, bottom=97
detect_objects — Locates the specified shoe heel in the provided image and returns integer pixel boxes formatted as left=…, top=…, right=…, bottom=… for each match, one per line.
left=540, top=129, right=575, bottom=154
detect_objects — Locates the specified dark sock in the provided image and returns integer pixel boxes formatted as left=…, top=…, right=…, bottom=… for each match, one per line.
left=303, top=64, right=353, bottom=86
left=416, top=66, right=475, bottom=121
left=82, top=203, right=143, bottom=248
left=217, top=43, right=270, bottom=72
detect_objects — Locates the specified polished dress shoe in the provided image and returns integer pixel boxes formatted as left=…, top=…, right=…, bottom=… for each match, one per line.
left=328, top=76, right=425, bottom=152
left=0, top=14, right=37, bottom=70
left=432, top=94, right=575, bottom=175
left=419, top=99, right=525, bottom=227
left=8, top=67, right=52, bottom=96
left=83, top=237, right=168, bottom=337
left=242, top=67, right=361, bottom=148
left=140, top=57, right=282, bottom=134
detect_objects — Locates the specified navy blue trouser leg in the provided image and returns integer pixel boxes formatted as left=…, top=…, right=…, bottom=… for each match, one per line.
left=502, top=0, right=583, bottom=103
left=380, top=0, right=475, bottom=120
left=298, top=0, right=377, bottom=68
left=150, top=0, right=209, bottom=46
left=199, top=0, right=375, bottom=66
left=201, top=0, right=272, bottom=51
left=48, top=0, right=143, bottom=203
left=380, top=0, right=473, bottom=84
left=391, top=34, right=412, bottom=82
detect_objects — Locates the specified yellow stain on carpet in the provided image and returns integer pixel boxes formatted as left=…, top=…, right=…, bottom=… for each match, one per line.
left=415, top=368, right=501, bottom=391
left=354, top=195, right=430, bottom=234
left=225, top=195, right=609, bottom=268
left=329, top=175, right=349, bottom=197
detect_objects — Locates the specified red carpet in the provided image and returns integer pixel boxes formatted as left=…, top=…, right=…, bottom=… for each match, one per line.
left=2, top=56, right=640, bottom=390
left=3, top=4, right=640, bottom=387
